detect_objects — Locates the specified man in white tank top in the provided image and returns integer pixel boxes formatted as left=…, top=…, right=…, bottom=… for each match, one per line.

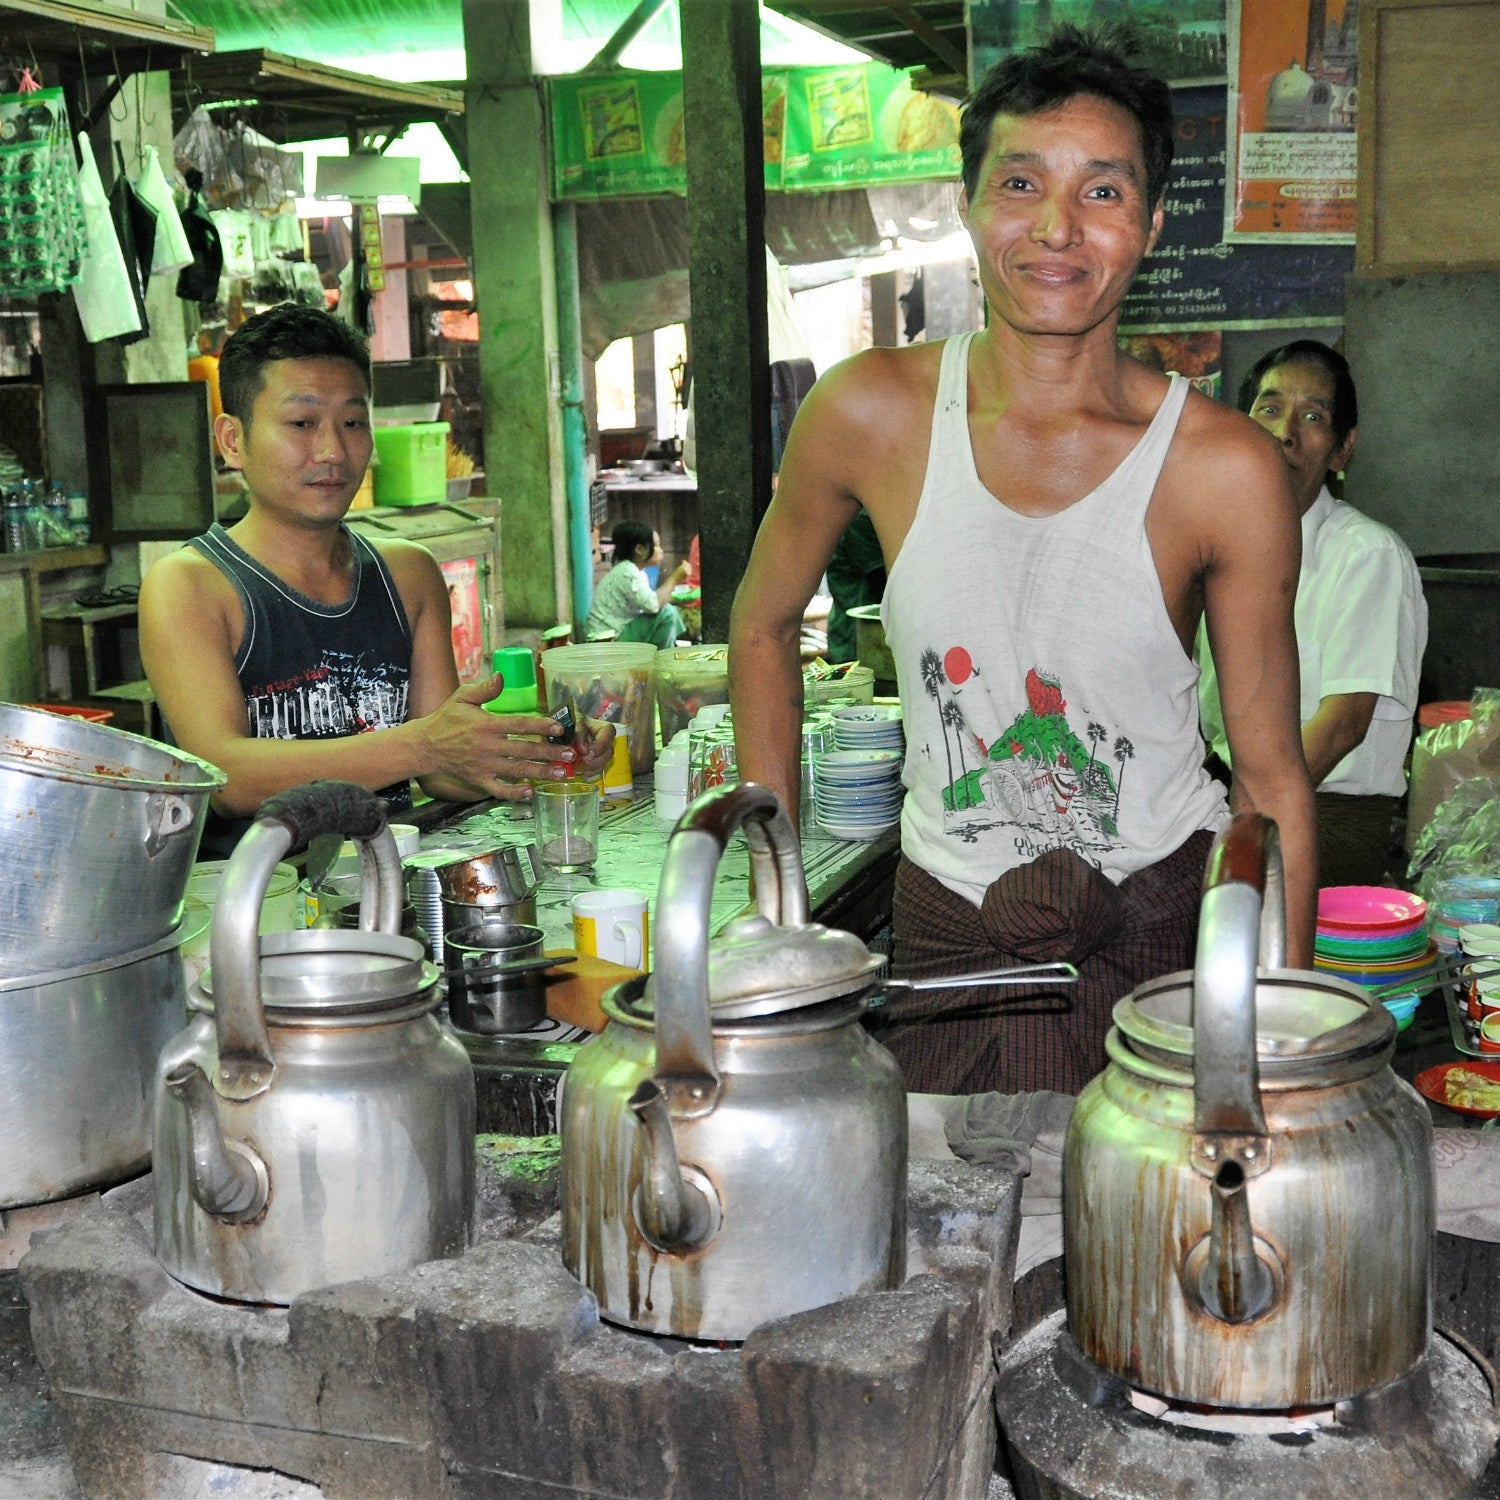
left=729, top=28, right=1316, bottom=1094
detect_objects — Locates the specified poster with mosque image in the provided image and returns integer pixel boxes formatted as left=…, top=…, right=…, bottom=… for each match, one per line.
left=1225, top=0, right=1358, bottom=241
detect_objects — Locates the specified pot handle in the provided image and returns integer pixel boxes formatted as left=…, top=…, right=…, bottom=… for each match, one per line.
left=651, top=782, right=806, bottom=1117
left=210, top=781, right=399, bottom=1101
left=1191, top=813, right=1285, bottom=1176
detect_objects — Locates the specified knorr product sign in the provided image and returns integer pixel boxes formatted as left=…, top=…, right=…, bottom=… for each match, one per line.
left=549, top=63, right=959, bottom=199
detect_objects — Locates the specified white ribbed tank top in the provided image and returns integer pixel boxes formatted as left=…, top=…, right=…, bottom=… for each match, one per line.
left=883, top=331, right=1228, bottom=904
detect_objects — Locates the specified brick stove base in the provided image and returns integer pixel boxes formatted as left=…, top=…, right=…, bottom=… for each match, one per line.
left=19, top=1149, right=1019, bottom=1500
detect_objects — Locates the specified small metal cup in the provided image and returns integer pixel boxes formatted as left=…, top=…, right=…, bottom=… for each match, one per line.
left=445, top=922, right=550, bottom=1035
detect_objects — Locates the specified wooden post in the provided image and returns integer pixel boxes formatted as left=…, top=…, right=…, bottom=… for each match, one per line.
left=462, top=0, right=569, bottom=631
left=681, top=0, right=771, bottom=646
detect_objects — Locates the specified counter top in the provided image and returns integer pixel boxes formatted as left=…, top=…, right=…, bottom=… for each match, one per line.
left=415, top=789, right=898, bottom=953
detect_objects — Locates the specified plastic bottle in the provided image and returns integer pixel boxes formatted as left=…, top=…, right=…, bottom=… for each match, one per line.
left=66, top=491, right=89, bottom=546
left=0, top=485, right=20, bottom=553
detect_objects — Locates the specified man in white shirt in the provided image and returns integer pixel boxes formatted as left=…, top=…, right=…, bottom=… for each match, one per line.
left=585, top=520, right=688, bottom=649
left=1199, top=340, right=1427, bottom=886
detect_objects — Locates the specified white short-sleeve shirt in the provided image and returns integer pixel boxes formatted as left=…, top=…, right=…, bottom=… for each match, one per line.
left=585, top=559, right=660, bottom=637
left=1199, top=487, right=1428, bottom=797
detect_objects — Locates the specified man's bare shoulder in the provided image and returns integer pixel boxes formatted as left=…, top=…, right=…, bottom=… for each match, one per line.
left=140, top=543, right=235, bottom=609
left=365, top=535, right=443, bottom=586
left=1177, top=385, right=1285, bottom=472
left=810, top=340, right=944, bottom=424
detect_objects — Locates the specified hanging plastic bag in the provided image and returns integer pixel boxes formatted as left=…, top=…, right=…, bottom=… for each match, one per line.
left=134, top=143, right=192, bottom=275
left=107, top=143, right=152, bottom=344
left=1407, top=690, right=1500, bottom=857
left=176, top=169, right=223, bottom=303
left=70, top=131, right=142, bottom=343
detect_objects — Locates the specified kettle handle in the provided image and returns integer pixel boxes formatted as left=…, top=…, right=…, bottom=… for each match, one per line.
left=1191, top=812, right=1285, bottom=1172
left=651, top=782, right=807, bottom=1117
left=210, top=781, right=401, bottom=1101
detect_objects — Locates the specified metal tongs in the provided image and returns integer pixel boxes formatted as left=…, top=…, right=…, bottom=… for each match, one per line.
left=1364, top=956, right=1500, bottom=1001
left=867, top=960, right=1078, bottom=1010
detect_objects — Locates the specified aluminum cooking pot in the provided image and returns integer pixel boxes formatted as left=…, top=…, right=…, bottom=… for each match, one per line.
left=561, top=781, right=907, bottom=1342
left=1063, top=813, right=1434, bottom=1409
left=152, top=780, right=475, bottom=1305
left=0, top=922, right=197, bottom=1209
left=0, top=703, right=224, bottom=976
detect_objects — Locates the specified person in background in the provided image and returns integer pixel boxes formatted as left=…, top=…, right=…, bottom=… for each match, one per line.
left=585, top=520, right=688, bottom=649
left=728, top=26, right=1315, bottom=1097
left=1198, top=341, right=1427, bottom=887
left=823, top=509, right=887, bottom=664
left=140, top=303, right=611, bottom=854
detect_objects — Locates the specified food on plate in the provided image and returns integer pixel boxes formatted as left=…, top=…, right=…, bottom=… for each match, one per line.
left=1444, top=1067, right=1500, bottom=1112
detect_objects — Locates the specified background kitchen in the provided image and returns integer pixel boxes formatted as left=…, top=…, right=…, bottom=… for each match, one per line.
left=1, top=2, right=1500, bottom=1498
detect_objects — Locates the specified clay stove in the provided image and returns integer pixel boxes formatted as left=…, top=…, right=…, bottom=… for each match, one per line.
left=995, top=1309, right=1500, bottom=1499
left=21, top=1150, right=1020, bottom=1500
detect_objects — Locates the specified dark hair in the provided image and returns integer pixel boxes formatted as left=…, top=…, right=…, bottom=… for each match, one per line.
left=960, top=24, right=1174, bottom=212
left=610, top=520, right=655, bottom=562
left=219, top=303, right=371, bottom=428
left=1238, top=340, right=1358, bottom=443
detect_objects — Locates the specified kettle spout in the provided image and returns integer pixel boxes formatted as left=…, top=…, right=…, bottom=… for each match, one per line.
left=629, top=1079, right=717, bottom=1252
left=165, top=1062, right=269, bottom=1223
left=1195, top=1158, right=1276, bottom=1324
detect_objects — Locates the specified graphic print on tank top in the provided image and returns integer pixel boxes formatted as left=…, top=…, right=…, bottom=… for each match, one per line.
left=245, top=651, right=408, bottom=742
left=916, top=648, right=1127, bottom=864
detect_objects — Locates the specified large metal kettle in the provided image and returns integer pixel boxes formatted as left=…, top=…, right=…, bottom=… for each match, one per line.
left=1064, top=813, right=1434, bottom=1408
left=152, top=781, right=476, bottom=1305
left=560, top=782, right=908, bottom=1342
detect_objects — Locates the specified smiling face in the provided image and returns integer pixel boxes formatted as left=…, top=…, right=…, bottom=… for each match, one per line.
left=1246, top=359, right=1357, bottom=514
left=215, top=356, right=372, bottom=528
left=959, top=93, right=1162, bottom=341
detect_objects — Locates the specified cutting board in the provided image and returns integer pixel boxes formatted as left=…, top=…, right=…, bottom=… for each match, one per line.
left=544, top=950, right=643, bottom=1034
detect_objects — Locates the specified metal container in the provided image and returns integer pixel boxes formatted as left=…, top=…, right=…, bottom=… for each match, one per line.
left=0, top=703, right=224, bottom=976
left=445, top=921, right=551, bottom=1034
left=1064, top=813, right=1434, bottom=1409
left=152, top=782, right=475, bottom=1305
left=429, top=843, right=539, bottom=909
left=0, top=925, right=193, bottom=1209
left=561, top=782, right=908, bottom=1342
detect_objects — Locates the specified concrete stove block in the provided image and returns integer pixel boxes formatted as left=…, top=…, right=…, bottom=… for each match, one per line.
left=20, top=1147, right=1019, bottom=1500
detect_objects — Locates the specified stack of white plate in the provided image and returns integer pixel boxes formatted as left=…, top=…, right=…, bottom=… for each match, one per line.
left=813, top=749, right=904, bottom=841
left=831, top=704, right=905, bottom=753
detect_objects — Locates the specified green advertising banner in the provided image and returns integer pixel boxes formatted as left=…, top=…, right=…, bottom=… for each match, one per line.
left=549, top=63, right=959, bottom=200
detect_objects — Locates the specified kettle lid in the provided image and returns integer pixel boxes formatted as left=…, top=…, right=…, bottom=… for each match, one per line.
left=640, top=913, right=883, bottom=1021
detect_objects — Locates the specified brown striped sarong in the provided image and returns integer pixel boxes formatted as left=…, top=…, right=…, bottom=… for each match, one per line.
left=1315, top=791, right=1397, bottom=888
left=882, top=830, right=1215, bottom=1096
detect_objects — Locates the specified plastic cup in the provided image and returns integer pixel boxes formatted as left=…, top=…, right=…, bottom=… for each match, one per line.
left=535, top=780, right=600, bottom=871
left=1480, top=1012, right=1500, bottom=1054
left=602, top=727, right=633, bottom=803
left=181, top=859, right=301, bottom=986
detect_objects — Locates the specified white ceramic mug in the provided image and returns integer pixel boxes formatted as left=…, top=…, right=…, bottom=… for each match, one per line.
left=572, top=888, right=650, bottom=970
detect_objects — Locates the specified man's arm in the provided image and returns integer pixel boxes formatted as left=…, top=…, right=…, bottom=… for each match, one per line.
left=1196, top=427, right=1318, bottom=964
left=1302, top=693, right=1378, bottom=787
left=140, top=547, right=585, bottom=818
left=730, top=368, right=872, bottom=822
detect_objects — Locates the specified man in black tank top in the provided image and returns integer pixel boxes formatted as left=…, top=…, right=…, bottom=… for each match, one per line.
left=140, top=305, right=611, bottom=839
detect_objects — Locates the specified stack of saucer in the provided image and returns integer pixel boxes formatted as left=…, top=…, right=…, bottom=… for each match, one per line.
left=1313, top=885, right=1433, bottom=1031
left=813, top=749, right=903, bottom=841
left=831, top=704, right=905, bottom=753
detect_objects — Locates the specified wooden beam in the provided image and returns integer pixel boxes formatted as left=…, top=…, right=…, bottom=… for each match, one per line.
left=890, top=4, right=966, bottom=75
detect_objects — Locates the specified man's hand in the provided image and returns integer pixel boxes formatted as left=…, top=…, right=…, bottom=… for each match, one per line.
left=573, top=715, right=617, bottom=779
left=416, top=675, right=582, bottom=801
